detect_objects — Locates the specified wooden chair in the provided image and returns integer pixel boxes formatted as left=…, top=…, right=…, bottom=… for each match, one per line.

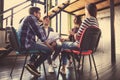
left=9, top=27, right=47, bottom=80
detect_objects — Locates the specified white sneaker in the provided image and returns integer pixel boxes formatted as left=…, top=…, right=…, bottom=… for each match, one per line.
left=52, top=61, right=57, bottom=68
left=48, top=65, right=54, bottom=73
left=76, top=65, right=82, bottom=71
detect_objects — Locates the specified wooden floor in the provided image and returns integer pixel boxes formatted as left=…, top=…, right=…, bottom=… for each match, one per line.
left=0, top=51, right=120, bottom=80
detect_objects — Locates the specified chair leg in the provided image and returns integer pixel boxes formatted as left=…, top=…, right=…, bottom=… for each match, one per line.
left=78, top=54, right=82, bottom=70
left=81, top=56, right=84, bottom=73
left=58, top=53, right=61, bottom=62
left=57, top=55, right=62, bottom=80
left=39, top=65, right=41, bottom=72
left=43, top=62, right=47, bottom=80
left=78, top=54, right=82, bottom=79
left=10, top=55, right=18, bottom=78
left=91, top=54, right=99, bottom=79
left=72, top=54, right=78, bottom=80
left=20, top=54, right=28, bottom=80
left=89, top=55, right=92, bottom=69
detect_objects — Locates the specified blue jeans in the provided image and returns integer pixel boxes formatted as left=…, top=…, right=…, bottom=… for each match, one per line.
left=29, top=43, right=52, bottom=68
left=47, top=43, right=62, bottom=64
left=61, top=41, right=79, bottom=65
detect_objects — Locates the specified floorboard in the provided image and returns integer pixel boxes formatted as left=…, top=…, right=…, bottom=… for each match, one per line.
left=0, top=51, right=120, bottom=80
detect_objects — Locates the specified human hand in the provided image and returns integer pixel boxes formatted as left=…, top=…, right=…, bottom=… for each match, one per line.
left=69, top=30, right=75, bottom=35
left=44, top=41, right=54, bottom=51
left=49, top=45, right=54, bottom=51
left=50, top=41, right=57, bottom=47
left=59, top=38, right=67, bottom=42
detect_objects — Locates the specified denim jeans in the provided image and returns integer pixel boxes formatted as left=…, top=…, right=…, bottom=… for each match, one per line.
left=47, top=43, right=62, bottom=64
left=61, top=41, right=79, bottom=65
left=29, top=43, right=52, bottom=68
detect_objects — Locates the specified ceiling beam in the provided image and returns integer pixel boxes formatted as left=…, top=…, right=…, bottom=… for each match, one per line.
left=50, top=3, right=69, bottom=19
left=36, top=1, right=45, bottom=5
left=78, top=2, right=120, bottom=16
left=62, top=10, right=75, bottom=15
left=71, top=0, right=107, bottom=13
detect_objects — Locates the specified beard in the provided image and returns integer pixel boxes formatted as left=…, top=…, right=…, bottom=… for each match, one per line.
left=44, top=23, right=49, bottom=26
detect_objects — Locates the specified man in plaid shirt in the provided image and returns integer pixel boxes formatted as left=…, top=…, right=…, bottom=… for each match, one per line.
left=18, top=7, right=54, bottom=77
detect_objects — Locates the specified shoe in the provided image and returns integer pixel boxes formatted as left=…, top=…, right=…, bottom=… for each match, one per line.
left=25, top=64, right=41, bottom=77
left=52, top=61, right=57, bottom=68
left=60, top=68, right=66, bottom=75
left=76, top=65, right=82, bottom=71
left=48, top=65, right=54, bottom=73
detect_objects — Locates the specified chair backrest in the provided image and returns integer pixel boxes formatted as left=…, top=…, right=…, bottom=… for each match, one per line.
left=9, top=27, right=21, bottom=51
left=80, top=27, right=101, bottom=52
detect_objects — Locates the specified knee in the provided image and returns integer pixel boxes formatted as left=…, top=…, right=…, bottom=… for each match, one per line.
left=40, top=48, right=52, bottom=56
left=46, top=48, right=52, bottom=55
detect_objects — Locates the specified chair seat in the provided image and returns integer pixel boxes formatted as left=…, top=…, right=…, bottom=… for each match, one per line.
left=63, top=49, right=92, bottom=55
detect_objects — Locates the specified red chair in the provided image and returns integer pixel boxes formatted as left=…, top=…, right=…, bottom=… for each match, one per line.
left=57, top=27, right=101, bottom=80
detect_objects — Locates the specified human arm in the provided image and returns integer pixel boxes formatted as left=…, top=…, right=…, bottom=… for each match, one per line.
left=28, top=16, right=47, bottom=42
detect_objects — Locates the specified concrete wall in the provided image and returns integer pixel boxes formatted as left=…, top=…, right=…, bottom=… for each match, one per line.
left=115, top=5, right=120, bottom=54
left=97, top=5, right=120, bottom=54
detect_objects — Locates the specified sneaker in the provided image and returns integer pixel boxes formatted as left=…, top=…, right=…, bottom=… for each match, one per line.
left=25, top=64, right=41, bottom=77
left=48, top=65, right=54, bottom=73
left=52, top=61, right=57, bottom=68
left=76, top=65, right=82, bottom=71
left=60, top=68, right=66, bottom=75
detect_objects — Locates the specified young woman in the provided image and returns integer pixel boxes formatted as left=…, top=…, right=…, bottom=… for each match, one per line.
left=67, top=15, right=82, bottom=67
left=60, top=3, right=99, bottom=74
left=69, top=15, right=82, bottom=42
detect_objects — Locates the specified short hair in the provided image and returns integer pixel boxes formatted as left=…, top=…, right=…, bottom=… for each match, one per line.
left=86, top=3, right=97, bottom=18
left=43, top=16, right=50, bottom=20
left=29, top=7, right=40, bottom=14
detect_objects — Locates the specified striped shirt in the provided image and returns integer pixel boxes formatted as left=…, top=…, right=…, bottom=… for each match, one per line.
left=18, top=15, right=46, bottom=49
left=76, top=16, right=99, bottom=43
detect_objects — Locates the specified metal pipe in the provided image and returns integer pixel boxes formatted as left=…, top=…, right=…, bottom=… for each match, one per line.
left=59, top=12, right=61, bottom=36
left=11, top=9, right=13, bottom=26
left=6, top=18, right=8, bottom=27
left=46, top=0, right=48, bottom=16
left=0, top=0, right=4, bottom=28
left=55, top=0, right=58, bottom=32
left=110, top=0, right=116, bottom=63
left=44, top=0, right=46, bottom=13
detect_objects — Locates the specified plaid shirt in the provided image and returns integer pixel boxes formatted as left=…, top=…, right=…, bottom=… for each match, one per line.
left=18, top=15, right=46, bottom=49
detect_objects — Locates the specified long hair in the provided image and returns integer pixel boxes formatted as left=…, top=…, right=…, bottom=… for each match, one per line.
left=86, top=3, right=97, bottom=18
left=74, top=15, right=82, bottom=26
